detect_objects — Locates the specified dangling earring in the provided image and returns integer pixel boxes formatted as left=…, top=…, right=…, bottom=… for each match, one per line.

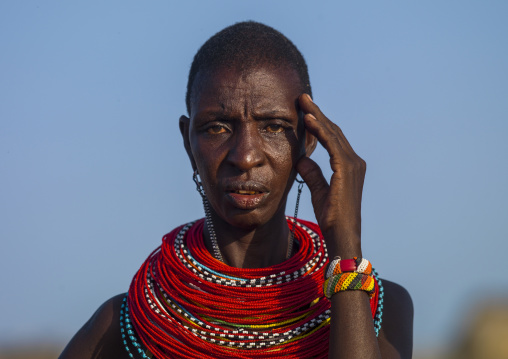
left=193, top=170, right=223, bottom=262
left=287, top=177, right=305, bottom=258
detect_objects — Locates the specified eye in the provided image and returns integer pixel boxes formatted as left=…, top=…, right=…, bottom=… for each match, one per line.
left=265, top=124, right=285, bottom=133
left=207, top=125, right=228, bottom=134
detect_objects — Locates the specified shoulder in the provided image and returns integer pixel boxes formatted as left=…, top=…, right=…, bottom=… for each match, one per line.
left=377, top=279, right=414, bottom=359
left=59, top=293, right=130, bottom=359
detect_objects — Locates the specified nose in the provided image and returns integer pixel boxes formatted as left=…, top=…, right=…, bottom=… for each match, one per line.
left=226, top=124, right=265, bottom=172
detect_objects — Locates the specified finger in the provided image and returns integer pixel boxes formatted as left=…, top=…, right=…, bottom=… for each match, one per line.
left=302, top=113, right=352, bottom=172
left=300, top=93, right=356, bottom=154
left=299, top=94, right=357, bottom=155
left=296, top=156, right=329, bottom=211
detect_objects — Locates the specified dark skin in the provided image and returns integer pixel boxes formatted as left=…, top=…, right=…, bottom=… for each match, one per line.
left=60, top=64, right=413, bottom=358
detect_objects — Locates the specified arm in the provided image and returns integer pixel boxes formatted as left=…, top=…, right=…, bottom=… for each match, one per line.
left=377, top=280, right=414, bottom=358
left=59, top=293, right=128, bottom=359
left=296, top=94, right=413, bottom=358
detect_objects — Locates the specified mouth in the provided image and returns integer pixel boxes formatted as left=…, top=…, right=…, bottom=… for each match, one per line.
left=229, top=189, right=263, bottom=195
left=224, top=181, right=269, bottom=209
left=224, top=181, right=269, bottom=194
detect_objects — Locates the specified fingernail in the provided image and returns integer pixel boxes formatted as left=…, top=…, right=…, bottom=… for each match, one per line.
left=307, top=94, right=313, bottom=102
left=307, top=114, right=316, bottom=120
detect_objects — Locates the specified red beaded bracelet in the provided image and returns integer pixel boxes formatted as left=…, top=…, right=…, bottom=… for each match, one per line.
left=339, top=258, right=358, bottom=272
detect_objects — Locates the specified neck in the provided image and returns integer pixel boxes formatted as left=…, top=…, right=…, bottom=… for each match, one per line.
left=203, top=208, right=290, bottom=269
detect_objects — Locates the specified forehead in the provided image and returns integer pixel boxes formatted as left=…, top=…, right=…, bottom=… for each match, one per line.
left=190, top=65, right=302, bottom=116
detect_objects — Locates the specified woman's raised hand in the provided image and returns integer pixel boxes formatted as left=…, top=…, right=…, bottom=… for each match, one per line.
left=296, top=94, right=366, bottom=258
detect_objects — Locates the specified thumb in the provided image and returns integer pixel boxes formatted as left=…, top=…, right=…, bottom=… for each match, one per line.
left=296, top=156, right=329, bottom=211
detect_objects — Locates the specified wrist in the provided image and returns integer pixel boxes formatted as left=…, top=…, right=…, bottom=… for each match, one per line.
left=323, top=229, right=362, bottom=258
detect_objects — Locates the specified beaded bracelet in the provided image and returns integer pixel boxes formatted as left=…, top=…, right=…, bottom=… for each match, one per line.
left=325, top=256, right=372, bottom=279
left=323, top=272, right=376, bottom=298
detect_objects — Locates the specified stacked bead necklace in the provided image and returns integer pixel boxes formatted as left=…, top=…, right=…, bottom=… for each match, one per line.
left=122, top=218, right=383, bottom=358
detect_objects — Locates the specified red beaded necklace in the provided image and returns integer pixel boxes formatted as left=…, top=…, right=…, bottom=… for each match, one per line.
left=125, top=218, right=380, bottom=358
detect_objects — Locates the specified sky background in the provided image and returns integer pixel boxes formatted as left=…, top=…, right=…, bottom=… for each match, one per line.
left=1, top=0, right=507, bottom=354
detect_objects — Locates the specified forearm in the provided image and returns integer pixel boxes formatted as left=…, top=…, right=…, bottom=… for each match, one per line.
left=328, top=291, right=382, bottom=359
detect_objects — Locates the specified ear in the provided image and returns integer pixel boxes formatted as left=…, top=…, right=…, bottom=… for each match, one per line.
left=179, top=115, right=197, bottom=171
left=304, top=129, right=317, bottom=157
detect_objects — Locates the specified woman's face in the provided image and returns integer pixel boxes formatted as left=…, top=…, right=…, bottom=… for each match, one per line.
left=181, top=64, right=312, bottom=230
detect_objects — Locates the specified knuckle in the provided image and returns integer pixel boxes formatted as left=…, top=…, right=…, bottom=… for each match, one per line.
left=332, top=123, right=342, bottom=134
left=355, top=160, right=364, bottom=170
left=360, top=158, right=366, bottom=171
left=353, top=156, right=366, bottom=169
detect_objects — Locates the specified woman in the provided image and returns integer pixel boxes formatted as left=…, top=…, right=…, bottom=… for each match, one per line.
left=60, top=21, right=413, bottom=358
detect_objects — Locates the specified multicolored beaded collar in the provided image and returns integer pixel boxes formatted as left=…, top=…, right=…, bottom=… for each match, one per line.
left=121, top=218, right=383, bottom=358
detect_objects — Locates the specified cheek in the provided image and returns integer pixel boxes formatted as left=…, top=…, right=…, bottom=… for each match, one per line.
left=190, top=136, right=225, bottom=189
left=265, top=137, right=300, bottom=176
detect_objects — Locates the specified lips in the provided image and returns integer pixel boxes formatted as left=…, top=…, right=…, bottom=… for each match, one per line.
left=224, top=181, right=269, bottom=210
left=224, top=180, right=269, bottom=194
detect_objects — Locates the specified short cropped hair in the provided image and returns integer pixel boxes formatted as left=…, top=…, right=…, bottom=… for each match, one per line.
left=185, top=21, right=312, bottom=115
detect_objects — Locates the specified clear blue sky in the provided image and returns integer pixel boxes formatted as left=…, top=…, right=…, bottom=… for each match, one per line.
left=1, top=0, right=507, bottom=353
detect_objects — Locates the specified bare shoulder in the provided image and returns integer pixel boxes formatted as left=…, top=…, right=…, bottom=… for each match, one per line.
left=377, top=279, right=414, bottom=359
left=59, top=293, right=130, bottom=359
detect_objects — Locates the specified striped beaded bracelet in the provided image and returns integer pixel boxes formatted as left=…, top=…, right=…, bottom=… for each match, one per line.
left=325, top=256, right=373, bottom=279
left=323, top=272, right=376, bottom=298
